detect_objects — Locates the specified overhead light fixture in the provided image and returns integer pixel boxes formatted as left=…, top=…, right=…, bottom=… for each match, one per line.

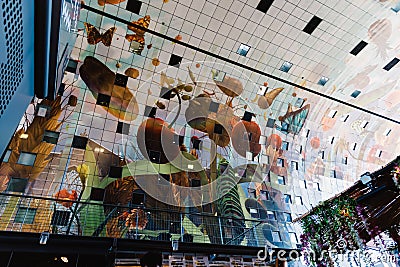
left=20, top=133, right=29, bottom=139
left=39, top=231, right=50, bottom=245
left=60, top=257, right=69, bottom=263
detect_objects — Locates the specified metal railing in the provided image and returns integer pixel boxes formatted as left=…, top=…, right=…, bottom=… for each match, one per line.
left=0, top=192, right=267, bottom=247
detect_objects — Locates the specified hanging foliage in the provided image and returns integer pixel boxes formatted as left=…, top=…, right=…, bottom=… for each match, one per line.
left=299, top=197, right=362, bottom=267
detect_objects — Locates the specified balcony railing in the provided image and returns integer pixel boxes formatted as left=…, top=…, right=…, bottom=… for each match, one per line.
left=0, top=192, right=269, bottom=247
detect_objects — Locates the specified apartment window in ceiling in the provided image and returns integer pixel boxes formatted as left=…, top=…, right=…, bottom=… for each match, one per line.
left=261, top=155, right=269, bottom=164
left=272, top=231, right=281, bottom=242
left=331, top=170, right=337, bottom=178
left=126, top=0, right=142, bottom=14
left=277, top=158, right=284, bottom=167
left=116, top=121, right=130, bottom=135
left=361, top=120, right=369, bottom=128
left=42, top=130, right=60, bottom=144
left=280, top=61, right=293, bottom=73
left=267, top=211, right=276, bottom=220
left=144, top=105, right=157, bottom=117
left=283, top=212, right=292, bottom=222
left=350, top=41, right=368, bottom=56
left=96, top=93, right=111, bottom=107
left=259, top=135, right=267, bottom=145
left=384, top=128, right=392, bottom=136
left=114, top=73, right=128, bottom=87
left=213, top=70, right=225, bottom=82
left=36, top=104, right=50, bottom=117
left=352, top=142, right=357, bottom=150
left=295, top=196, right=303, bottom=205
left=3, top=149, right=11, bottom=163
left=375, top=149, right=383, bottom=158
left=260, top=190, right=270, bottom=200
left=209, top=101, right=219, bottom=113
left=291, top=161, right=298, bottom=171
left=6, top=177, right=28, bottom=193
left=328, top=110, right=337, bottom=118
left=108, top=166, right=123, bottom=179
left=294, top=98, right=305, bottom=108
left=258, top=86, right=268, bottom=96
left=90, top=188, right=105, bottom=201
left=284, top=194, right=292, bottom=204
left=277, top=175, right=285, bottom=185
left=351, top=90, right=361, bottom=98
left=313, top=182, right=321, bottom=191
left=17, top=152, right=36, bottom=166
left=303, top=16, right=322, bottom=35
left=289, top=232, right=298, bottom=243
left=340, top=114, right=349, bottom=122
left=71, top=135, right=88, bottom=150
left=266, top=118, right=275, bottom=128
left=168, top=54, right=183, bottom=68
left=256, top=0, right=274, bottom=13
left=383, top=58, right=400, bottom=71
left=66, top=59, right=78, bottom=73
left=237, top=44, right=250, bottom=57
left=282, top=141, right=289, bottom=150
left=318, top=76, right=329, bottom=86
left=342, top=156, right=348, bottom=165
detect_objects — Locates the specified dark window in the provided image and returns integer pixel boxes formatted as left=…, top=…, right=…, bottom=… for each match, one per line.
left=116, top=121, right=130, bottom=135
left=168, top=54, right=183, bottom=68
left=237, top=44, right=250, bottom=56
left=303, top=16, right=322, bottom=35
left=90, top=188, right=105, bottom=201
left=266, top=118, right=275, bottom=128
left=256, top=0, right=274, bottom=13
left=350, top=41, right=368, bottom=56
left=192, top=139, right=202, bottom=149
left=144, top=106, right=157, bottom=117
left=272, top=231, right=281, bottom=241
left=213, top=124, right=223, bottom=134
left=114, top=73, right=128, bottom=87
left=280, top=61, right=292, bottom=73
left=242, top=111, right=253, bottom=122
left=126, top=0, right=142, bottom=14
left=191, top=179, right=201, bottom=187
left=267, top=211, right=276, bottom=220
left=17, top=152, right=36, bottom=166
left=66, top=59, right=78, bottom=73
left=351, top=90, right=361, bottom=98
left=72, top=136, right=88, bottom=149
left=131, top=191, right=145, bottom=205
left=148, top=150, right=161, bottom=163
left=96, top=93, right=111, bottom=107
left=283, top=212, right=292, bottom=222
left=6, top=177, right=28, bottom=193
left=43, top=130, right=60, bottom=144
left=160, top=87, right=173, bottom=99
left=284, top=194, right=292, bottom=204
left=209, top=101, right=219, bottom=113
left=108, top=166, right=123, bottom=178
left=383, top=58, right=400, bottom=71
left=3, top=149, right=11, bottom=162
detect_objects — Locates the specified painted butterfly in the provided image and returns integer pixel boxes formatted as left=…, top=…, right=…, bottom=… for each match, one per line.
left=125, top=15, right=150, bottom=54
left=84, top=23, right=116, bottom=47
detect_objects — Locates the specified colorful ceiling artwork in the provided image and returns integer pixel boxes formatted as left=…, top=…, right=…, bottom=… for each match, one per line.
left=1, top=0, right=400, bottom=254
